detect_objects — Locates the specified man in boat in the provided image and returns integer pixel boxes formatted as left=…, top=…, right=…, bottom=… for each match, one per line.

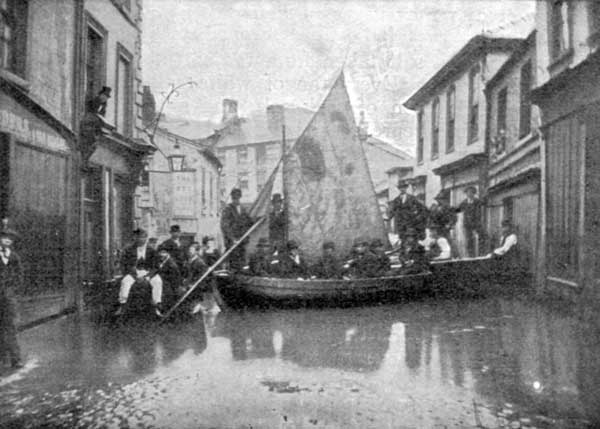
left=245, top=237, right=273, bottom=276
left=156, top=245, right=183, bottom=308
left=421, top=226, right=451, bottom=261
left=398, top=228, right=428, bottom=274
left=116, top=228, right=163, bottom=317
left=487, top=219, right=518, bottom=267
left=1, top=222, right=24, bottom=369
left=202, top=235, right=221, bottom=267
left=457, top=186, right=486, bottom=257
left=221, top=188, right=254, bottom=271
left=344, top=237, right=379, bottom=278
left=388, top=179, right=428, bottom=242
left=268, top=193, right=286, bottom=253
left=183, top=242, right=210, bottom=314
left=280, top=240, right=309, bottom=278
left=369, top=238, right=391, bottom=277
left=159, top=225, right=186, bottom=270
left=312, top=241, right=342, bottom=279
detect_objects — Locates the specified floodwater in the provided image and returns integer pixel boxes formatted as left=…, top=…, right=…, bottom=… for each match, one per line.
left=1, top=295, right=599, bottom=428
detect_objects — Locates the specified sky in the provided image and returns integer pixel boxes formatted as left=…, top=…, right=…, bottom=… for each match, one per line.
left=142, top=0, right=536, bottom=150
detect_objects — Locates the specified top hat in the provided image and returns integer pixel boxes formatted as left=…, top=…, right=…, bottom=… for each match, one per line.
left=99, top=86, right=112, bottom=97
left=132, top=228, right=148, bottom=237
left=202, top=235, right=215, bottom=245
left=434, top=189, right=450, bottom=202
left=271, top=193, right=283, bottom=203
left=397, top=179, right=409, bottom=189
left=170, top=225, right=181, bottom=233
left=464, top=186, right=477, bottom=194
left=322, top=241, right=335, bottom=250
left=286, top=240, right=299, bottom=250
left=231, top=188, right=242, bottom=198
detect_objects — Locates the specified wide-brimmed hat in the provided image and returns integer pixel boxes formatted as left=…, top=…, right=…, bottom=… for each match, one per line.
left=231, top=188, right=242, bottom=198
left=99, top=86, right=112, bottom=97
left=397, top=179, right=409, bottom=189
left=286, top=240, right=299, bottom=250
left=169, top=224, right=181, bottom=233
left=464, top=185, right=477, bottom=194
left=271, top=193, right=283, bottom=203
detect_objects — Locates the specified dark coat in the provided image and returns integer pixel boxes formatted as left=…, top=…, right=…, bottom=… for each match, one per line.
left=157, top=256, right=182, bottom=294
left=159, top=238, right=186, bottom=269
left=279, top=253, right=309, bottom=278
left=184, top=257, right=208, bottom=285
left=221, top=203, right=254, bottom=247
left=312, top=254, right=342, bottom=278
left=0, top=250, right=24, bottom=322
left=389, top=194, right=428, bottom=238
left=428, top=205, right=457, bottom=237
left=458, top=198, right=483, bottom=230
left=120, top=244, right=159, bottom=277
left=247, top=251, right=272, bottom=276
left=347, top=252, right=380, bottom=278
left=203, top=249, right=221, bottom=268
left=371, top=251, right=391, bottom=277
left=399, top=243, right=428, bottom=273
left=268, top=209, right=286, bottom=250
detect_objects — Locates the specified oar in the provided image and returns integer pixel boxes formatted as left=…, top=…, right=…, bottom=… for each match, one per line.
left=160, top=217, right=266, bottom=322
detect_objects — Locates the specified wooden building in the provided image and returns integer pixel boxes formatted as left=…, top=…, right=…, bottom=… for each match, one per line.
left=485, top=31, right=541, bottom=274
left=532, top=1, right=600, bottom=301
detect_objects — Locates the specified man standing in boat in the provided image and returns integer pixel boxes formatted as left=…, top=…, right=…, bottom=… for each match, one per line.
left=221, top=188, right=254, bottom=271
left=457, top=186, right=485, bottom=257
left=388, top=179, right=428, bottom=242
left=268, top=193, right=286, bottom=253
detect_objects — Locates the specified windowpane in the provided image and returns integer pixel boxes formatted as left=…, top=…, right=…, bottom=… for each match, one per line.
left=468, top=65, right=480, bottom=143
left=551, top=0, right=570, bottom=59
left=497, top=88, right=508, bottom=134
left=116, top=53, right=131, bottom=136
left=417, top=110, right=424, bottom=163
left=519, top=61, right=532, bottom=137
left=237, top=147, right=248, bottom=164
left=86, top=26, right=104, bottom=100
left=431, top=98, right=440, bottom=159
left=446, top=86, right=455, bottom=153
left=0, top=0, right=27, bottom=76
left=255, top=144, right=266, bottom=165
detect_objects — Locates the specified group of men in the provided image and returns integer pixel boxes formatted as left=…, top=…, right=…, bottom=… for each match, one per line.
left=115, top=225, right=221, bottom=317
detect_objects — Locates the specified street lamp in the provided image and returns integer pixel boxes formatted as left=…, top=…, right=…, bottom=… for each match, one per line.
left=168, top=139, right=185, bottom=171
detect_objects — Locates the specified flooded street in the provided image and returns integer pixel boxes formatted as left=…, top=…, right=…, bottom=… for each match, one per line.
left=1, top=295, right=599, bottom=428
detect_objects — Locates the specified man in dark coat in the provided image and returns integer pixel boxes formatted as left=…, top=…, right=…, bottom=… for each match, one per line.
left=220, top=188, right=254, bottom=271
left=369, top=238, right=391, bottom=277
left=245, top=237, right=273, bottom=276
left=116, top=228, right=163, bottom=316
left=398, top=228, right=428, bottom=274
left=312, top=241, right=342, bottom=278
left=159, top=225, right=186, bottom=270
left=388, top=179, right=428, bottom=241
left=344, top=237, right=379, bottom=278
left=268, top=193, right=286, bottom=253
left=0, top=223, right=24, bottom=369
left=428, top=190, right=457, bottom=239
left=279, top=240, right=309, bottom=278
left=201, top=235, right=221, bottom=267
left=156, top=246, right=182, bottom=305
left=457, top=186, right=485, bottom=257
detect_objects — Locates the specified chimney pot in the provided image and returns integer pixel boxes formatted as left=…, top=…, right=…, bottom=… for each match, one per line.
left=222, top=99, right=238, bottom=123
left=267, top=104, right=285, bottom=137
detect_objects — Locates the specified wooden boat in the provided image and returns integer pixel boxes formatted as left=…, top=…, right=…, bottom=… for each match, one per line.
left=218, top=272, right=432, bottom=305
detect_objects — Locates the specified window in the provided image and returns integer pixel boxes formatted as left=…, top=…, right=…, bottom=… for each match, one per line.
left=417, top=110, right=424, bottom=164
left=590, top=1, right=600, bottom=36
left=115, top=45, right=133, bottom=136
left=0, top=0, right=27, bottom=77
left=446, top=86, right=455, bottom=153
left=550, top=0, right=571, bottom=60
left=238, top=172, right=249, bottom=191
left=503, top=197, right=514, bottom=224
left=468, top=65, right=481, bottom=143
left=266, top=144, right=280, bottom=162
left=237, top=146, right=248, bottom=164
left=255, top=144, right=266, bottom=165
left=201, top=167, right=206, bottom=214
left=84, top=16, right=107, bottom=103
left=519, top=61, right=532, bottom=138
left=0, top=133, right=9, bottom=219
left=209, top=172, right=214, bottom=215
left=496, top=87, right=508, bottom=154
left=431, top=97, right=440, bottom=159
left=257, top=169, right=266, bottom=192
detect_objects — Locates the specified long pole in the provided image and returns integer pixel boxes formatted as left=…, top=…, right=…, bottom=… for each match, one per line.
left=160, top=217, right=266, bottom=322
left=281, top=124, right=288, bottom=244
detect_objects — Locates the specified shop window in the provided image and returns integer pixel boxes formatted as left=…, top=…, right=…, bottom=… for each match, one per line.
left=519, top=61, right=532, bottom=138
left=431, top=97, right=440, bottom=159
left=495, top=87, right=508, bottom=155
left=446, top=85, right=455, bottom=153
left=503, top=197, right=514, bottom=224
left=0, top=0, right=27, bottom=78
left=417, top=110, right=424, bottom=164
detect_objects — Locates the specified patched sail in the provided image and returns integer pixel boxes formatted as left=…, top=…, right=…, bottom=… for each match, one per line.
left=283, top=72, right=387, bottom=263
left=246, top=160, right=281, bottom=252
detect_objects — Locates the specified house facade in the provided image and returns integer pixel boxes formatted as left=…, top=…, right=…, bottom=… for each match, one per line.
left=403, top=35, right=522, bottom=256
left=485, top=31, right=541, bottom=275
left=531, top=1, right=600, bottom=302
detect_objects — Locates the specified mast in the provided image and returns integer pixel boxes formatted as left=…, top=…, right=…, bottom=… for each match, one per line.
left=281, top=124, right=288, bottom=244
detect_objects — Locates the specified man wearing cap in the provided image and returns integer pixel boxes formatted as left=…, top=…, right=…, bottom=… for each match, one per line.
left=312, top=241, right=342, bottom=278
left=116, top=228, right=164, bottom=316
left=0, top=221, right=24, bottom=369
left=487, top=219, right=518, bottom=267
left=388, top=179, right=428, bottom=242
left=268, top=193, right=286, bottom=252
left=221, top=188, right=254, bottom=271
left=245, top=238, right=273, bottom=276
left=457, top=186, right=485, bottom=257
left=159, top=225, right=186, bottom=270
left=280, top=240, right=308, bottom=278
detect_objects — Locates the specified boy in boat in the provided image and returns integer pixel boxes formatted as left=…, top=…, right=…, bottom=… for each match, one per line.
left=421, top=226, right=451, bottom=261
left=280, top=240, right=309, bottom=279
left=312, top=241, right=342, bottom=278
left=344, top=237, right=379, bottom=278
left=116, top=228, right=163, bottom=317
left=388, top=179, right=428, bottom=242
left=221, top=188, right=254, bottom=271
left=268, top=193, right=286, bottom=253
left=370, top=238, right=391, bottom=277
left=244, top=237, right=273, bottom=276
left=398, top=228, right=428, bottom=274
left=487, top=219, right=518, bottom=267
left=159, top=225, right=186, bottom=270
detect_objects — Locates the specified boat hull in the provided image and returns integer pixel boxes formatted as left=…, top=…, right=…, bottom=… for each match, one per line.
left=218, top=272, right=432, bottom=306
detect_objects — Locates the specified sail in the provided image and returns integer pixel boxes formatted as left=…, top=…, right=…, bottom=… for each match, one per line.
left=283, top=72, right=387, bottom=263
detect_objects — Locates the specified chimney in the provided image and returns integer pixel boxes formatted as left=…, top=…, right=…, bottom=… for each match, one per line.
left=142, top=85, right=156, bottom=127
left=357, top=110, right=369, bottom=143
left=222, top=99, right=238, bottom=123
left=266, top=104, right=285, bottom=137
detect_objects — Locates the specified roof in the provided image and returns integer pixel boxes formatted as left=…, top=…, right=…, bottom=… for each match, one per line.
left=485, top=31, right=536, bottom=93
left=385, top=165, right=413, bottom=175
left=214, top=106, right=315, bottom=148
left=403, top=35, right=523, bottom=110
left=364, top=135, right=413, bottom=160
left=432, top=153, right=487, bottom=177
left=158, top=115, right=219, bottom=140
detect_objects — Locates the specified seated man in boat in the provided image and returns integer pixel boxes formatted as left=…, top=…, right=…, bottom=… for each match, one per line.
left=398, top=228, right=428, bottom=274
left=280, top=240, right=309, bottom=279
left=420, top=226, right=451, bottom=261
left=312, top=241, right=342, bottom=278
left=244, top=237, right=273, bottom=276
left=369, top=238, right=391, bottom=276
left=344, top=237, right=379, bottom=278
left=487, top=219, right=518, bottom=266
left=116, top=228, right=163, bottom=317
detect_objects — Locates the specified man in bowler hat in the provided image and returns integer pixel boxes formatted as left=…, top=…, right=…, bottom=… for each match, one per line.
left=388, top=179, right=428, bottom=242
left=159, top=225, right=186, bottom=270
left=457, top=186, right=485, bottom=257
left=0, top=220, right=24, bottom=369
left=220, top=188, right=254, bottom=271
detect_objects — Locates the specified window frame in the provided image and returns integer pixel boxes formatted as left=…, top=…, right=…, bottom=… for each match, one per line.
left=0, top=0, right=28, bottom=79
left=431, top=97, right=440, bottom=160
left=519, top=60, right=532, bottom=138
left=446, top=85, right=455, bottom=153
left=114, top=43, right=134, bottom=137
left=548, top=0, right=573, bottom=62
left=236, top=146, right=248, bottom=164
left=417, top=110, right=424, bottom=164
left=468, top=64, right=481, bottom=144
left=237, top=171, right=249, bottom=191
left=588, top=0, right=600, bottom=44
left=84, top=13, right=108, bottom=106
